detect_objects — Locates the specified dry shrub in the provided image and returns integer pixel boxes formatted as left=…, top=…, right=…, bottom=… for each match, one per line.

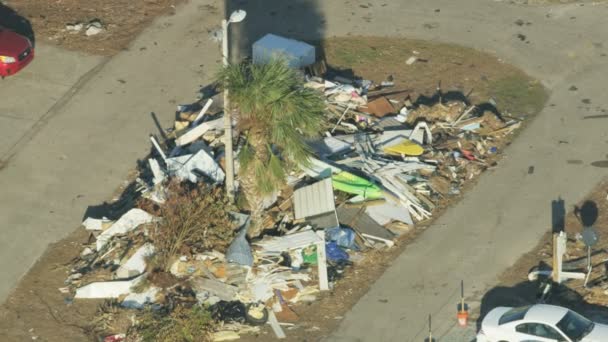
left=148, top=182, right=236, bottom=272
left=130, top=305, right=215, bottom=342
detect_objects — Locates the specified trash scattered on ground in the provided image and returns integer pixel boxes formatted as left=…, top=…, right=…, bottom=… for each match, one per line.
left=62, top=36, right=526, bottom=340
left=65, top=22, right=84, bottom=33
left=85, top=20, right=105, bottom=36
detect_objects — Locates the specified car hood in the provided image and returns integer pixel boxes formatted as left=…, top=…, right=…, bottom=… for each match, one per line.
left=584, top=323, right=608, bottom=342
left=0, top=30, right=30, bottom=56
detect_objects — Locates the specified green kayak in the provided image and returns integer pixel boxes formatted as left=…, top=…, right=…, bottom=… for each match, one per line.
left=332, top=171, right=384, bottom=200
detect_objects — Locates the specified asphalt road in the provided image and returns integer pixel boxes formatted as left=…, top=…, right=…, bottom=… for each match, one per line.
left=318, top=1, right=608, bottom=341
left=0, top=1, right=607, bottom=341
left=0, top=0, right=224, bottom=301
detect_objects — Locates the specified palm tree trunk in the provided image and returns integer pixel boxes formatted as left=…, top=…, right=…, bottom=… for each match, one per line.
left=240, top=129, right=269, bottom=238
left=241, top=173, right=265, bottom=237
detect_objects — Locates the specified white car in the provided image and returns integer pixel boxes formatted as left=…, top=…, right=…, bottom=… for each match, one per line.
left=477, top=304, right=608, bottom=342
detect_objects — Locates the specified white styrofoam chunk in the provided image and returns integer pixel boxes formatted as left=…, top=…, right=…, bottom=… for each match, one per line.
left=96, top=209, right=158, bottom=251
left=82, top=217, right=111, bottom=231
left=75, top=275, right=144, bottom=299
left=115, top=243, right=155, bottom=279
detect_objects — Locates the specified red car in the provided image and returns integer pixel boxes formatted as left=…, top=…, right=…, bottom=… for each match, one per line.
left=0, top=27, right=34, bottom=78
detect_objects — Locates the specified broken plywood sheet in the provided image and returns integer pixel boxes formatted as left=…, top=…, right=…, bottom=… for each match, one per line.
left=359, top=97, right=395, bottom=118
left=191, top=278, right=238, bottom=301
left=365, top=198, right=413, bottom=226
left=307, top=212, right=341, bottom=230
left=337, top=207, right=395, bottom=241
left=96, top=209, right=158, bottom=251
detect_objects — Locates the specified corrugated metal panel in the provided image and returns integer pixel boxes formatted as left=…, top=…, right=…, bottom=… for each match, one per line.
left=254, top=230, right=322, bottom=251
left=294, top=178, right=335, bottom=220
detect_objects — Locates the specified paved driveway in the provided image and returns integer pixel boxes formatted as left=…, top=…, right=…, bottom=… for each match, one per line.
left=0, top=44, right=103, bottom=159
left=0, top=44, right=102, bottom=299
left=318, top=1, right=608, bottom=341
left=0, top=0, right=223, bottom=301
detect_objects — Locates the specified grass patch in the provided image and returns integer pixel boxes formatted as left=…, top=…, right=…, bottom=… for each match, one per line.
left=322, top=36, right=549, bottom=117
left=488, top=76, right=548, bottom=117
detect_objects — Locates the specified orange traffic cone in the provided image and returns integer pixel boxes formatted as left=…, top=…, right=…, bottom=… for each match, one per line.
left=457, top=280, right=468, bottom=327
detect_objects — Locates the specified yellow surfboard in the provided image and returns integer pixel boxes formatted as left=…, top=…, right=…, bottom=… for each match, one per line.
left=383, top=139, right=424, bottom=156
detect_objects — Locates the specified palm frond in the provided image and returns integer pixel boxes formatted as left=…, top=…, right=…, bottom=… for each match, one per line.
left=252, top=159, right=279, bottom=195
left=237, top=142, right=255, bottom=170
left=216, top=58, right=325, bottom=199
left=267, top=147, right=286, bottom=183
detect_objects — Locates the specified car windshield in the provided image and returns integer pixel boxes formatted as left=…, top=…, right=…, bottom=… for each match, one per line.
left=499, top=306, right=531, bottom=325
left=556, top=310, right=594, bottom=341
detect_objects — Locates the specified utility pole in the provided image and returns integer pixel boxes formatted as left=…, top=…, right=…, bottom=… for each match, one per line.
left=221, top=10, right=246, bottom=202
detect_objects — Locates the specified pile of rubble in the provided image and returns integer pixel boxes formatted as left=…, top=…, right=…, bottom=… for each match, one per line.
left=63, top=55, right=524, bottom=341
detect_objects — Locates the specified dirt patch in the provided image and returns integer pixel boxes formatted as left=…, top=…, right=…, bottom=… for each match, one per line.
left=1, top=0, right=205, bottom=56
left=0, top=228, right=101, bottom=341
left=510, top=0, right=606, bottom=5
left=323, top=36, right=548, bottom=118
left=0, top=38, right=548, bottom=342
left=480, top=179, right=608, bottom=324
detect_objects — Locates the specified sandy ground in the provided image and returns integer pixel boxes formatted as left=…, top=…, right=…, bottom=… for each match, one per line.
left=1, top=0, right=189, bottom=55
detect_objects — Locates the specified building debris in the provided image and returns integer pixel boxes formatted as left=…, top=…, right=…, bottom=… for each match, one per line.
left=64, top=43, right=528, bottom=340
left=75, top=275, right=144, bottom=299
left=95, top=209, right=158, bottom=251
left=115, top=243, right=155, bottom=279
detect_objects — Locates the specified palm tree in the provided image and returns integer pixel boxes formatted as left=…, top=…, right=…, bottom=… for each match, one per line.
left=217, top=59, right=326, bottom=237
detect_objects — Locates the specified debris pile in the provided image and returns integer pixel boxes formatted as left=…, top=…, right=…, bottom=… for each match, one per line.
left=63, top=37, right=526, bottom=341
left=303, top=75, right=521, bottom=225
left=66, top=19, right=106, bottom=36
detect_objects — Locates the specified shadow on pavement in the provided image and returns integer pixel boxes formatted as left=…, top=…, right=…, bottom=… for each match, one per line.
left=224, top=0, right=326, bottom=63
left=575, top=200, right=598, bottom=228
left=0, top=3, right=35, bottom=46
left=478, top=277, right=608, bottom=332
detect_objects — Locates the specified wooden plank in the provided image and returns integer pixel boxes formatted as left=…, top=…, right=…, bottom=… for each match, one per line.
left=192, top=99, right=213, bottom=126
left=267, top=311, right=286, bottom=339
left=361, top=233, right=395, bottom=248
left=454, top=116, right=484, bottom=129
left=149, top=135, right=167, bottom=161
left=552, top=233, right=559, bottom=283
left=315, top=231, right=329, bottom=291
left=175, top=117, right=223, bottom=146
left=486, top=122, right=521, bottom=136
left=453, top=105, right=476, bottom=124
